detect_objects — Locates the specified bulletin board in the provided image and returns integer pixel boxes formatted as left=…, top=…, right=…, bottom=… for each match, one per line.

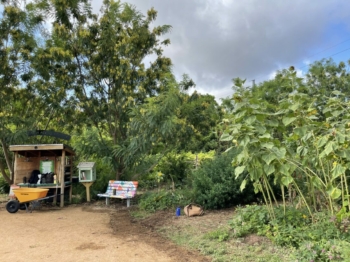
left=40, top=160, right=54, bottom=173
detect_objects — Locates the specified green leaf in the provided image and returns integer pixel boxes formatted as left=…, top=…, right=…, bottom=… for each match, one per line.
left=327, top=187, right=342, bottom=200
left=336, top=132, right=345, bottom=144
left=255, top=125, right=266, bottom=134
left=290, top=103, right=300, bottom=112
left=307, top=115, right=319, bottom=120
left=245, top=116, right=256, bottom=125
left=261, top=142, right=274, bottom=149
left=239, top=179, right=247, bottom=191
left=319, top=141, right=334, bottom=158
left=317, top=136, right=328, bottom=148
left=248, top=166, right=263, bottom=180
left=235, top=111, right=246, bottom=119
left=331, top=110, right=342, bottom=117
left=236, top=150, right=247, bottom=164
left=235, top=165, right=246, bottom=178
left=265, top=119, right=279, bottom=127
left=297, top=146, right=304, bottom=155
left=264, top=164, right=275, bottom=175
left=224, top=146, right=234, bottom=153
left=301, top=132, right=312, bottom=142
left=240, top=179, right=247, bottom=191
left=338, top=149, right=350, bottom=160
left=262, top=153, right=276, bottom=165
left=282, top=117, right=297, bottom=126
left=280, top=164, right=291, bottom=176
left=294, top=126, right=307, bottom=137
left=271, top=147, right=286, bottom=159
left=259, top=133, right=271, bottom=139
left=241, top=136, right=251, bottom=146
left=220, top=133, right=233, bottom=142
left=281, top=176, right=293, bottom=186
left=331, top=164, right=346, bottom=180
left=332, top=90, right=342, bottom=96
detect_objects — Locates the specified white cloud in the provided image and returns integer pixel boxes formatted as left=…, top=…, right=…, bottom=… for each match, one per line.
left=91, top=0, right=350, bottom=99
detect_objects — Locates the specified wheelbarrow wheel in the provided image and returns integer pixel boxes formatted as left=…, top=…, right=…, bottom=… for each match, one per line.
left=6, top=200, right=20, bottom=213
left=19, top=203, right=27, bottom=210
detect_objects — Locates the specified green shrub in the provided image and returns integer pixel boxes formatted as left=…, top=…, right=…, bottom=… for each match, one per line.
left=229, top=205, right=271, bottom=237
left=138, top=189, right=192, bottom=212
left=293, top=239, right=348, bottom=261
left=191, top=150, right=257, bottom=209
left=156, top=152, right=192, bottom=184
left=0, top=175, right=10, bottom=194
left=204, top=229, right=230, bottom=242
left=230, top=204, right=350, bottom=252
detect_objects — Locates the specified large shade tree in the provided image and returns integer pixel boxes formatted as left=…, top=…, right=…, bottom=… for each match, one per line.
left=33, top=0, right=178, bottom=179
left=0, top=0, right=45, bottom=183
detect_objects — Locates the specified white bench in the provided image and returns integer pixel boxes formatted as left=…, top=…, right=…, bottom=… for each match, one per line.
left=97, top=180, right=138, bottom=207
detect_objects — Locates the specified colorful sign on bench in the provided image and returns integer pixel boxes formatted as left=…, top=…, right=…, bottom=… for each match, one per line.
left=97, top=180, right=138, bottom=207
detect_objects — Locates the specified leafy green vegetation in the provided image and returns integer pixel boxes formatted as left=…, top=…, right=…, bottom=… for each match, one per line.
left=229, top=205, right=350, bottom=261
left=138, top=189, right=191, bottom=212
left=0, top=175, right=10, bottom=194
left=1, top=0, right=350, bottom=260
left=190, top=150, right=257, bottom=209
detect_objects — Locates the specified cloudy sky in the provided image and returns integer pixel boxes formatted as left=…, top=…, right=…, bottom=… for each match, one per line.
left=91, top=0, right=350, bottom=100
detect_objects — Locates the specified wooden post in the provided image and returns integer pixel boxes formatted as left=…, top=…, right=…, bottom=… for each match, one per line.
left=13, top=152, right=18, bottom=184
left=69, top=157, right=72, bottom=204
left=82, top=182, right=94, bottom=202
left=60, top=150, right=66, bottom=207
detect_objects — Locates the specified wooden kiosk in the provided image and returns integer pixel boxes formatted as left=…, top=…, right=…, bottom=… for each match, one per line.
left=9, top=144, right=75, bottom=207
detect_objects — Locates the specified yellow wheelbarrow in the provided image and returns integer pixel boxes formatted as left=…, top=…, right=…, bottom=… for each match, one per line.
left=6, top=188, right=50, bottom=213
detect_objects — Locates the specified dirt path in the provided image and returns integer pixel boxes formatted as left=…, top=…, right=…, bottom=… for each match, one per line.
left=0, top=202, right=209, bottom=262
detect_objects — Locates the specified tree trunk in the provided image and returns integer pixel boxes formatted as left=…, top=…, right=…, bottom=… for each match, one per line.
left=0, top=160, right=12, bottom=184
left=1, top=139, right=14, bottom=182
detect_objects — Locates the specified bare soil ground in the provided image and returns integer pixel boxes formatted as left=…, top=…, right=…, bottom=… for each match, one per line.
left=0, top=198, right=211, bottom=262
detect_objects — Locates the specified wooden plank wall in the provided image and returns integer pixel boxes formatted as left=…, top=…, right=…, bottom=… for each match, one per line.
left=14, top=156, right=59, bottom=184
